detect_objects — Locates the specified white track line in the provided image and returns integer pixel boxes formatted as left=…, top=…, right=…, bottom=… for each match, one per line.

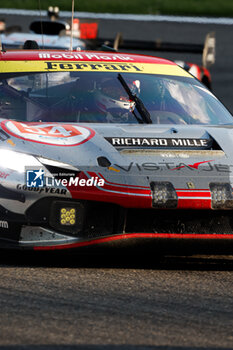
left=0, top=8, right=233, bottom=25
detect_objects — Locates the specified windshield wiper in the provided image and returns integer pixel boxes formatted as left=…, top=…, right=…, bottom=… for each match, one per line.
left=117, top=73, right=152, bottom=124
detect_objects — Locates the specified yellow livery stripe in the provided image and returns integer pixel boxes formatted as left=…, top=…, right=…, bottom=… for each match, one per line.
left=0, top=60, right=192, bottom=77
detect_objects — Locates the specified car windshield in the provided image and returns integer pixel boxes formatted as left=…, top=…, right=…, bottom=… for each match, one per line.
left=0, top=71, right=232, bottom=125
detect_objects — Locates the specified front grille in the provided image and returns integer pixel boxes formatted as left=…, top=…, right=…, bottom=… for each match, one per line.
left=125, top=209, right=233, bottom=235
left=26, top=198, right=233, bottom=238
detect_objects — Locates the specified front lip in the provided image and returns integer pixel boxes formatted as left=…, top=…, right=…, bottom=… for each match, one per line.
left=32, top=232, right=233, bottom=251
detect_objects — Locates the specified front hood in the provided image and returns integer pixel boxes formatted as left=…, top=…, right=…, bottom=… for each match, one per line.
left=1, top=120, right=233, bottom=210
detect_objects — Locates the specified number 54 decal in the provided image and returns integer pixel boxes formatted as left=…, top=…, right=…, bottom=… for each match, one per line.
left=1, top=121, right=95, bottom=146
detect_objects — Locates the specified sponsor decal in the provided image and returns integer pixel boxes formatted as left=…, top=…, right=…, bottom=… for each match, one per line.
left=106, top=137, right=211, bottom=148
left=17, top=184, right=67, bottom=195
left=0, top=221, right=8, bottom=229
left=38, top=53, right=135, bottom=61
left=45, top=61, right=143, bottom=73
left=1, top=121, right=95, bottom=146
left=170, top=160, right=213, bottom=170
left=110, top=161, right=231, bottom=173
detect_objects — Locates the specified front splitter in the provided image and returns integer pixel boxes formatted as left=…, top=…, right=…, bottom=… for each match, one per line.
left=31, top=232, right=233, bottom=255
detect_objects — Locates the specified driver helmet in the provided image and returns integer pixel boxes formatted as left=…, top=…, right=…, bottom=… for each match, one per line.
left=95, top=78, right=140, bottom=119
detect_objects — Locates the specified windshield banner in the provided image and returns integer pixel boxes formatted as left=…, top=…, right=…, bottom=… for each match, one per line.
left=0, top=61, right=191, bottom=77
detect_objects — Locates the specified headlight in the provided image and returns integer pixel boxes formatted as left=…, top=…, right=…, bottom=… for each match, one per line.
left=209, top=183, right=233, bottom=209
left=150, top=181, right=178, bottom=208
left=0, top=149, right=41, bottom=173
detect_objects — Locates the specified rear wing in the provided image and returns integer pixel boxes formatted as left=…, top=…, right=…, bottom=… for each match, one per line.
left=202, top=32, right=215, bottom=68
left=95, top=31, right=216, bottom=68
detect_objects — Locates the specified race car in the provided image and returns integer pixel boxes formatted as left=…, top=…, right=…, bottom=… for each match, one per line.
left=0, top=49, right=232, bottom=252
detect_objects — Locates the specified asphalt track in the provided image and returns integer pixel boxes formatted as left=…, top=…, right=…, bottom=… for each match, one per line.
left=1, top=251, right=233, bottom=349
left=1, top=11, right=233, bottom=350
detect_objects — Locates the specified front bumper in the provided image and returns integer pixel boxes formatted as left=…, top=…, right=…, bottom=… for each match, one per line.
left=1, top=197, right=233, bottom=251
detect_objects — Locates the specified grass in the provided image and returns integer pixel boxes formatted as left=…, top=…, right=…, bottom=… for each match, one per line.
left=1, top=0, right=233, bottom=17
